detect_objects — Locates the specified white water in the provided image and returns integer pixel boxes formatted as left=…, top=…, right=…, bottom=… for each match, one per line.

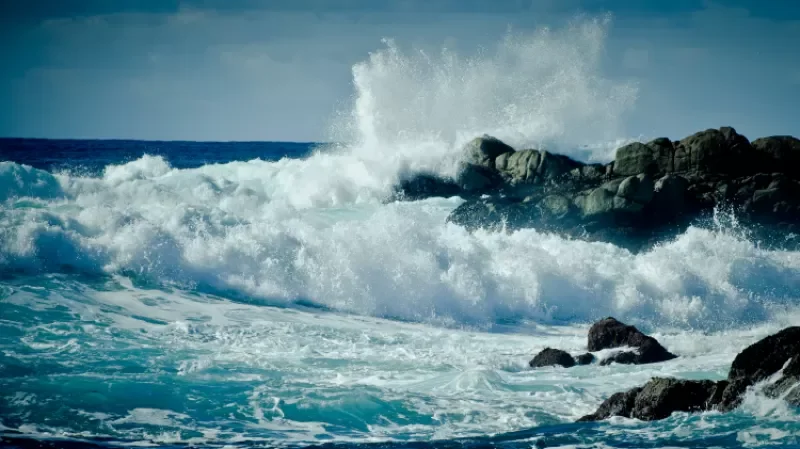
left=2, top=156, right=800, bottom=330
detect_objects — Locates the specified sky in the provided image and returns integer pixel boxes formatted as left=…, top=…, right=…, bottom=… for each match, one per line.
left=1, top=0, right=799, bottom=142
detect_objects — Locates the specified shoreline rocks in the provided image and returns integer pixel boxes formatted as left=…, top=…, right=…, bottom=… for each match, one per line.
left=588, top=317, right=677, bottom=365
left=579, top=326, right=800, bottom=422
left=395, top=128, right=800, bottom=251
left=529, top=348, right=577, bottom=368
left=529, top=318, right=675, bottom=369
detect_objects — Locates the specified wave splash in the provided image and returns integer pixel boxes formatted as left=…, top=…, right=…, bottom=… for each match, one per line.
left=1, top=17, right=798, bottom=331
left=328, top=15, right=638, bottom=179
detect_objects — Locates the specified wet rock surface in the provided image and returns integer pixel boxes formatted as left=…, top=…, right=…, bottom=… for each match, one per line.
left=395, top=129, right=800, bottom=252
left=579, top=326, right=800, bottom=421
left=529, top=348, right=576, bottom=368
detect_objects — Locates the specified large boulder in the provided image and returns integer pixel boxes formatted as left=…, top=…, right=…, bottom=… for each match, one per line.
left=588, top=317, right=677, bottom=365
left=529, top=348, right=576, bottom=368
left=751, top=136, right=800, bottom=177
left=718, top=326, right=800, bottom=410
left=613, top=138, right=674, bottom=177
left=577, top=387, right=642, bottom=422
left=579, top=378, right=727, bottom=421
left=674, top=127, right=754, bottom=174
left=496, top=149, right=540, bottom=183
left=463, top=135, right=516, bottom=169
left=578, top=175, right=655, bottom=219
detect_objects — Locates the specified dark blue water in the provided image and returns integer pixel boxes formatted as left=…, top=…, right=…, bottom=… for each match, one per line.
left=0, top=138, right=315, bottom=174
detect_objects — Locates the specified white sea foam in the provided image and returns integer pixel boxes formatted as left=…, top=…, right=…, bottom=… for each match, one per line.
left=1, top=154, right=800, bottom=331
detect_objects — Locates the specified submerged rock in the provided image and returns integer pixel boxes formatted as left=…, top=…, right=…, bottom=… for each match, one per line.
left=529, top=348, right=576, bottom=368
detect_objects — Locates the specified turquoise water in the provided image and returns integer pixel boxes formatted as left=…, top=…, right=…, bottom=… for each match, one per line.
left=1, top=140, right=799, bottom=448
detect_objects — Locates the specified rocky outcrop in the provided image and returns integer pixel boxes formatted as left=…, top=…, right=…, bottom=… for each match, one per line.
left=579, top=327, right=800, bottom=422
left=529, top=318, right=675, bottom=370
left=719, top=326, right=800, bottom=410
left=395, top=129, right=800, bottom=252
left=578, top=378, right=727, bottom=421
left=529, top=348, right=576, bottom=368
left=588, top=317, right=677, bottom=365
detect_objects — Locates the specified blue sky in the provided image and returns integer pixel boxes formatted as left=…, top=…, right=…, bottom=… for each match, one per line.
left=1, top=0, right=799, bottom=142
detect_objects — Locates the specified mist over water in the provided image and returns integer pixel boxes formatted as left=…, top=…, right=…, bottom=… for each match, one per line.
left=1, top=16, right=798, bottom=448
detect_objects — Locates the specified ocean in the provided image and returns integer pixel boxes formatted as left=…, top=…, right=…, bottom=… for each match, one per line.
left=1, top=19, right=799, bottom=449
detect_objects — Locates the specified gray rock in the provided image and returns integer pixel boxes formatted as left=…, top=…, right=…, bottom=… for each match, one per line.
left=498, top=149, right=541, bottom=182
left=537, top=150, right=584, bottom=180
left=529, top=348, right=576, bottom=368
left=464, top=135, right=516, bottom=169
left=575, top=353, right=595, bottom=365
left=581, top=184, right=618, bottom=217
left=617, top=174, right=654, bottom=204
left=539, top=194, right=572, bottom=218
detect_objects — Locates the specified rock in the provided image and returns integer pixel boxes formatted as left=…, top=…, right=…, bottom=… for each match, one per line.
left=464, top=135, right=516, bottom=169
left=675, top=127, right=754, bottom=175
left=578, top=387, right=642, bottom=422
left=529, top=348, right=576, bottom=368
left=588, top=317, right=677, bottom=365
left=613, top=139, right=673, bottom=176
left=581, top=326, right=800, bottom=422
left=396, top=173, right=462, bottom=200
left=456, top=163, right=505, bottom=192
left=579, top=175, right=655, bottom=220
left=751, top=136, right=800, bottom=176
left=498, top=149, right=541, bottom=183
left=651, top=174, right=689, bottom=219
left=580, top=183, right=618, bottom=217
left=617, top=174, right=655, bottom=205
left=392, top=128, right=800, bottom=253
left=539, top=194, right=572, bottom=218
left=632, top=378, right=722, bottom=420
left=579, top=378, right=726, bottom=421
left=536, top=150, right=583, bottom=180
left=728, top=327, right=800, bottom=383
left=575, top=353, right=595, bottom=365
left=722, top=326, right=800, bottom=409
left=763, top=356, right=800, bottom=407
